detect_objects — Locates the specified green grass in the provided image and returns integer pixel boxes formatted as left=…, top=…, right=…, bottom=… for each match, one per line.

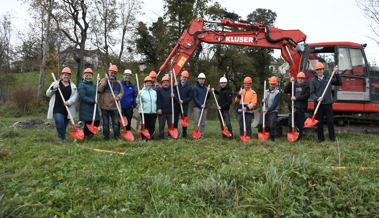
left=0, top=116, right=378, bottom=217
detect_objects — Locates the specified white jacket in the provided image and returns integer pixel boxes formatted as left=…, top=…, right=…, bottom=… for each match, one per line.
left=46, top=81, right=78, bottom=119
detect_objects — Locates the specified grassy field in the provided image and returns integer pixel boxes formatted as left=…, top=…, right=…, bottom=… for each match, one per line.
left=0, top=115, right=378, bottom=217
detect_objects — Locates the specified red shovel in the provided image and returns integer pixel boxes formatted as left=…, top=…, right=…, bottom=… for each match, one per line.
left=86, top=73, right=100, bottom=134
left=136, top=74, right=151, bottom=139
left=258, top=81, right=269, bottom=141
left=168, top=71, right=178, bottom=138
left=211, top=89, right=232, bottom=137
left=239, top=88, right=251, bottom=141
left=51, top=73, right=84, bottom=140
left=305, top=69, right=337, bottom=127
left=173, top=69, right=189, bottom=127
left=106, top=74, right=133, bottom=141
left=287, top=79, right=299, bottom=142
left=192, top=85, right=210, bottom=139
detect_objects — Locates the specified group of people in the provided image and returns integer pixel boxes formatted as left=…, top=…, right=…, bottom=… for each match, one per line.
left=47, top=61, right=341, bottom=142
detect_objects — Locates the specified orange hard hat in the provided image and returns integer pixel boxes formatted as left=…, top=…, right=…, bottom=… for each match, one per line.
left=83, top=68, right=93, bottom=74
left=297, top=72, right=306, bottom=78
left=243, top=76, right=252, bottom=84
left=144, top=76, right=153, bottom=82
left=108, top=65, right=118, bottom=72
left=181, top=70, right=189, bottom=77
left=269, top=76, right=278, bottom=84
left=61, top=67, right=72, bottom=74
left=149, top=71, right=157, bottom=78
left=314, top=62, right=324, bottom=70
left=161, top=76, right=169, bottom=82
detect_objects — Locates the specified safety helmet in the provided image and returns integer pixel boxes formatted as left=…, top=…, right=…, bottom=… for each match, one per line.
left=161, top=76, right=169, bottom=82
left=181, top=70, right=189, bottom=77
left=219, top=77, right=227, bottom=83
left=198, top=72, right=206, bottom=79
left=61, top=67, right=72, bottom=74
left=297, top=72, right=306, bottom=78
left=144, top=76, right=153, bottom=82
left=109, top=65, right=118, bottom=72
left=83, top=68, right=93, bottom=74
left=269, top=76, right=278, bottom=84
left=314, top=62, right=324, bottom=70
left=243, top=76, right=252, bottom=84
left=123, top=69, right=132, bottom=75
left=149, top=71, right=157, bottom=78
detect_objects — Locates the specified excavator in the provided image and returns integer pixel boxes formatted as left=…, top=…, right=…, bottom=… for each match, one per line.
left=156, top=17, right=379, bottom=132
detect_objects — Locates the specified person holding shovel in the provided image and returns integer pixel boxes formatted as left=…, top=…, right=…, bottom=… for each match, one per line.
left=192, top=72, right=210, bottom=139
left=310, top=62, right=341, bottom=142
left=235, top=76, right=257, bottom=140
left=137, top=76, right=157, bottom=140
left=46, top=67, right=78, bottom=143
left=78, top=68, right=100, bottom=140
left=120, top=69, right=137, bottom=132
left=98, top=65, right=124, bottom=141
left=149, top=71, right=159, bottom=90
left=212, top=76, right=233, bottom=139
left=259, top=76, right=281, bottom=142
left=173, top=70, right=192, bottom=138
left=156, top=76, right=172, bottom=139
left=284, top=72, right=310, bottom=141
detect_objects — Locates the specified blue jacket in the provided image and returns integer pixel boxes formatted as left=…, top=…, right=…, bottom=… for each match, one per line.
left=120, top=81, right=137, bottom=109
left=174, top=81, right=192, bottom=112
left=78, top=79, right=100, bottom=121
left=192, top=82, right=209, bottom=108
left=157, top=87, right=172, bottom=113
left=136, top=86, right=157, bottom=114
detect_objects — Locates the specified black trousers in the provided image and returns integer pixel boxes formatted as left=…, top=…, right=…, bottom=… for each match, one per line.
left=217, top=109, right=233, bottom=137
left=158, top=113, right=172, bottom=139
left=288, top=108, right=306, bottom=139
left=83, top=120, right=100, bottom=137
left=121, top=107, right=134, bottom=131
left=315, top=103, right=335, bottom=141
left=258, top=111, right=278, bottom=141
left=174, top=107, right=188, bottom=137
left=140, top=113, right=157, bottom=140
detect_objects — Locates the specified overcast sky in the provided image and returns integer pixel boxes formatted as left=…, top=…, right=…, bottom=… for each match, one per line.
left=1, top=0, right=378, bottom=65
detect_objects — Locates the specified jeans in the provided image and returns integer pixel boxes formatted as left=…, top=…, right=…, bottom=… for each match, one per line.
left=238, top=112, right=253, bottom=138
left=53, top=113, right=69, bottom=140
left=218, top=110, right=233, bottom=137
left=102, top=109, right=120, bottom=139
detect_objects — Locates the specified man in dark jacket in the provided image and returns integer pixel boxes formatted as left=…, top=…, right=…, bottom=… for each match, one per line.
left=192, top=72, right=210, bottom=138
left=284, top=72, right=310, bottom=140
left=213, top=76, right=233, bottom=139
left=310, top=62, right=342, bottom=142
left=120, top=69, right=137, bottom=131
left=173, top=71, right=192, bottom=138
left=157, top=76, right=172, bottom=139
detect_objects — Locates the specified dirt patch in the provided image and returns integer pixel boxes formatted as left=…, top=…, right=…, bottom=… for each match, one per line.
left=11, top=118, right=55, bottom=129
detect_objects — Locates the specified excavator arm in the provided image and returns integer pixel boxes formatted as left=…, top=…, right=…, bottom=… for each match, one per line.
left=159, top=17, right=307, bottom=79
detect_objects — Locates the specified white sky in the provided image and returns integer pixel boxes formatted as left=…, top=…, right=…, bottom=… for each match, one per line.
left=1, top=0, right=378, bottom=65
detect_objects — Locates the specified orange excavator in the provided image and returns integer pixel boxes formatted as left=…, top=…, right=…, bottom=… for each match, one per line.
left=157, top=17, right=379, bottom=128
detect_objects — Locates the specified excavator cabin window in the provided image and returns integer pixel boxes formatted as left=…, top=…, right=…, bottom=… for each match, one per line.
left=304, top=46, right=336, bottom=84
left=338, top=48, right=366, bottom=76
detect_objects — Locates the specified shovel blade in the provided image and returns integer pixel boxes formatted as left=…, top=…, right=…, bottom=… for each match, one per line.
left=121, top=129, right=134, bottom=141
left=192, top=129, right=202, bottom=139
left=287, top=131, right=299, bottom=142
left=221, top=127, right=232, bottom=137
left=179, top=116, right=189, bottom=127
left=140, top=128, right=151, bottom=139
left=304, top=117, right=318, bottom=127
left=240, top=132, right=251, bottom=141
left=118, top=116, right=128, bottom=126
left=86, top=123, right=99, bottom=134
left=69, top=128, right=84, bottom=140
left=168, top=127, right=178, bottom=139
left=258, top=132, right=269, bottom=141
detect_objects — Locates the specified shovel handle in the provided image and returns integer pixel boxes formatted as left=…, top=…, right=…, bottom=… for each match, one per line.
left=91, top=73, right=100, bottom=122
left=313, top=69, right=338, bottom=115
left=106, top=75, right=126, bottom=127
left=212, top=90, right=226, bottom=127
left=262, top=81, right=266, bottom=129
left=240, top=88, right=246, bottom=132
left=170, top=71, right=175, bottom=125
left=291, top=80, right=295, bottom=129
left=195, top=85, right=210, bottom=128
left=135, top=74, right=145, bottom=125
left=173, top=69, right=185, bottom=114
left=51, top=73, right=75, bottom=126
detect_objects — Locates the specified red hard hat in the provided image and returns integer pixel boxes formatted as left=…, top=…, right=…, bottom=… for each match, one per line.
left=181, top=70, right=189, bottom=77
left=297, top=72, right=306, bottom=78
left=108, top=65, right=118, bottom=72
left=161, top=76, right=169, bottom=82
left=269, top=76, right=278, bottom=84
left=83, top=68, right=93, bottom=74
left=144, top=76, right=153, bottom=82
left=243, top=76, right=252, bottom=84
left=314, top=62, right=324, bottom=70
left=61, top=67, right=72, bottom=74
left=149, top=71, right=157, bottom=78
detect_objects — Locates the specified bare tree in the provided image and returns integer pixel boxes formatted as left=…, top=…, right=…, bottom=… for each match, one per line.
left=357, top=0, right=379, bottom=45
left=0, top=14, right=12, bottom=102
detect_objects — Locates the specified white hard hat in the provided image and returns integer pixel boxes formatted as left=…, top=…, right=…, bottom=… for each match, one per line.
left=198, top=72, right=206, bottom=79
left=123, top=69, right=132, bottom=75
left=219, top=77, right=227, bottom=83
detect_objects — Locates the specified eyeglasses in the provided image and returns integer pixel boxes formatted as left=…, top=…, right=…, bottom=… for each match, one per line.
left=316, top=69, right=323, bottom=71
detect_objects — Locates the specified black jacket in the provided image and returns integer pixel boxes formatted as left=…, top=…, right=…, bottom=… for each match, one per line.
left=214, top=85, right=233, bottom=111
left=157, top=87, right=172, bottom=113
left=284, top=81, right=310, bottom=111
left=310, top=72, right=342, bottom=104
